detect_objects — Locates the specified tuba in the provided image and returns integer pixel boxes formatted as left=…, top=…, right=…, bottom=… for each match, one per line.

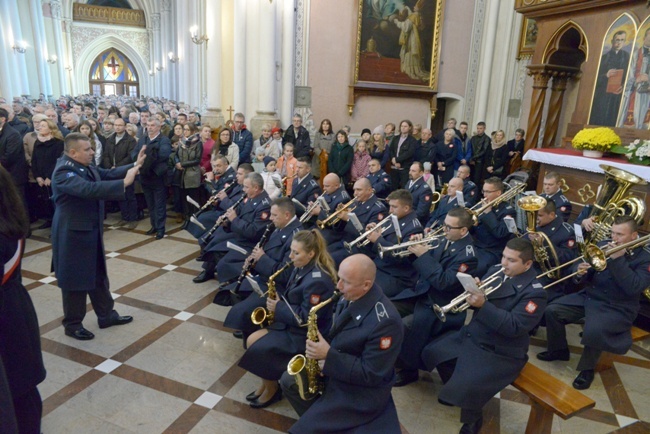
left=251, top=261, right=293, bottom=326
left=587, top=164, right=647, bottom=244
left=287, top=291, right=342, bottom=400
left=518, top=195, right=562, bottom=280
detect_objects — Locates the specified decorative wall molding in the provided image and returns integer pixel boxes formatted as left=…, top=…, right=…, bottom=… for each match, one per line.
left=294, top=0, right=315, bottom=134
left=506, top=57, right=532, bottom=139
left=161, top=0, right=171, bottom=13
left=50, top=0, right=62, bottom=20
left=71, top=23, right=150, bottom=68
left=463, top=0, right=486, bottom=124
left=73, top=3, right=146, bottom=28
left=151, top=13, right=160, bottom=31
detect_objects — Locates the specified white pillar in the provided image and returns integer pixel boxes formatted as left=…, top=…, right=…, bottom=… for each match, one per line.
left=176, top=0, right=191, bottom=105
left=0, top=16, right=15, bottom=100
left=280, top=0, right=296, bottom=125
left=151, top=13, right=162, bottom=98
left=160, top=0, right=172, bottom=98
left=204, top=0, right=224, bottom=127
left=233, top=0, right=247, bottom=114
left=473, top=0, right=499, bottom=124
left=63, top=18, right=76, bottom=96
left=0, top=0, right=30, bottom=96
left=28, top=0, right=52, bottom=96
left=49, top=0, right=68, bottom=95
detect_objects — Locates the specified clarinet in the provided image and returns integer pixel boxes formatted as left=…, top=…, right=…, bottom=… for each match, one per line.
left=231, top=222, right=276, bottom=294
left=198, top=182, right=236, bottom=217
left=199, top=194, right=247, bottom=244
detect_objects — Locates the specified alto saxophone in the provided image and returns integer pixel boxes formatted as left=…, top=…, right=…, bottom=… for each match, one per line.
left=287, top=291, right=342, bottom=400
left=251, top=261, right=293, bottom=326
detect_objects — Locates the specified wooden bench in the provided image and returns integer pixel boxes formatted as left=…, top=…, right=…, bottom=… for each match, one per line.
left=594, top=326, right=650, bottom=372
left=512, top=362, right=595, bottom=434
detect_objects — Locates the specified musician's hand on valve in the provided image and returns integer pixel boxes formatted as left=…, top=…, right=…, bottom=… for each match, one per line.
left=581, top=217, right=595, bottom=231
left=266, top=296, right=279, bottom=312
left=306, top=330, right=330, bottom=361
left=311, top=204, right=322, bottom=216
left=467, top=290, right=486, bottom=308
left=408, top=243, right=428, bottom=257
left=528, top=233, right=541, bottom=243
left=367, top=228, right=381, bottom=243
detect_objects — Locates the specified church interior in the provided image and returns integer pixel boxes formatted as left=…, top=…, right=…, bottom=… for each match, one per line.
left=3, top=0, right=650, bottom=433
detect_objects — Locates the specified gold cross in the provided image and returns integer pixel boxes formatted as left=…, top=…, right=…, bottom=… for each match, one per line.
left=226, top=106, right=234, bottom=121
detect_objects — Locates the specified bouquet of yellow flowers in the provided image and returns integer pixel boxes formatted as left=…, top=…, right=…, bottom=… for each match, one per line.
left=571, top=127, right=621, bottom=152
left=610, top=139, right=650, bottom=166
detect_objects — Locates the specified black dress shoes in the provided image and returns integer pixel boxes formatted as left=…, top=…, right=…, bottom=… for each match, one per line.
left=245, top=390, right=261, bottom=402
left=573, top=370, right=595, bottom=390
left=394, top=369, right=419, bottom=387
left=250, top=387, right=282, bottom=409
left=459, top=417, right=483, bottom=434
left=65, top=327, right=95, bottom=340
left=145, top=227, right=156, bottom=235
left=98, top=314, right=134, bottom=329
left=232, top=330, right=243, bottom=339
left=193, top=270, right=214, bottom=283
left=155, top=231, right=165, bottom=240
left=537, top=349, right=570, bottom=362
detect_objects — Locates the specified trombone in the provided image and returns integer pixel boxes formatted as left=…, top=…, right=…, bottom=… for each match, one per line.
left=343, top=214, right=393, bottom=252
left=467, top=182, right=526, bottom=223
left=316, top=199, right=356, bottom=229
left=540, top=233, right=650, bottom=289
left=432, top=267, right=505, bottom=322
left=378, top=233, right=445, bottom=258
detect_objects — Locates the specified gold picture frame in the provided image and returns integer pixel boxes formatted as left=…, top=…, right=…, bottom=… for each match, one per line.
left=518, top=17, right=538, bottom=59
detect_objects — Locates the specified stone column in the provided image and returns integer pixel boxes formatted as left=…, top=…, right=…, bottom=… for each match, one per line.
left=151, top=13, right=162, bottom=97
left=0, top=0, right=30, bottom=96
left=280, top=0, right=296, bottom=125
left=28, top=0, right=52, bottom=96
left=203, top=0, right=224, bottom=128
left=233, top=0, right=247, bottom=113
left=0, top=15, right=15, bottom=100
left=473, top=0, right=499, bottom=123
left=542, top=72, right=578, bottom=148
left=49, top=0, right=68, bottom=95
left=63, top=18, right=76, bottom=96
left=522, top=65, right=552, bottom=162
left=250, top=0, right=279, bottom=135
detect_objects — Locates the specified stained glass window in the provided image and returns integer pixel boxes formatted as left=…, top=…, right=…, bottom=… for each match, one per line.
left=89, top=49, right=138, bottom=83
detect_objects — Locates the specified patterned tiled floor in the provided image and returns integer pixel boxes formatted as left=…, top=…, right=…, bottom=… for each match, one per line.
left=22, top=213, right=650, bottom=433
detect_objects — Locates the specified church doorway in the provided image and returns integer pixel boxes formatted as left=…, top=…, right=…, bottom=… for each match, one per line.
left=89, top=48, right=140, bottom=97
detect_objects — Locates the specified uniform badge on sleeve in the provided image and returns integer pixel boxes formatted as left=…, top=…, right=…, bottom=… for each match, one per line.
left=525, top=300, right=538, bottom=314
left=378, top=213, right=384, bottom=220
left=560, top=206, right=567, bottom=212
left=383, top=177, right=389, bottom=182
left=261, top=212, right=269, bottom=220
left=310, top=294, right=321, bottom=305
left=459, top=263, right=468, bottom=272
left=66, top=172, right=75, bottom=178
left=380, top=336, right=392, bottom=350
left=425, top=195, right=431, bottom=202
left=567, top=239, right=575, bottom=247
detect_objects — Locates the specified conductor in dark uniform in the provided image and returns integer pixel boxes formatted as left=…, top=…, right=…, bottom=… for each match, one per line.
left=328, top=178, right=387, bottom=264
left=407, top=162, right=434, bottom=225
left=280, top=254, right=404, bottom=433
left=540, top=172, right=572, bottom=222
left=393, top=207, right=479, bottom=387
left=194, top=172, right=271, bottom=283
left=538, top=216, right=650, bottom=390
left=51, top=133, right=146, bottom=340
left=422, top=238, right=547, bottom=434
left=290, top=157, right=322, bottom=217
left=366, top=158, right=391, bottom=199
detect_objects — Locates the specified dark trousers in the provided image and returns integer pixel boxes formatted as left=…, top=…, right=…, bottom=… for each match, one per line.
left=434, top=358, right=482, bottom=424
left=13, top=387, right=42, bottom=434
left=142, top=182, right=167, bottom=231
left=390, top=168, right=409, bottom=189
left=118, top=183, right=138, bottom=221
left=280, top=370, right=316, bottom=417
left=544, top=303, right=602, bottom=371
left=61, top=288, right=114, bottom=331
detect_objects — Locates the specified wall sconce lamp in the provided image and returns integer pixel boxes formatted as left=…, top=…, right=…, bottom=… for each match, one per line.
left=12, top=41, right=27, bottom=54
left=47, top=55, right=58, bottom=64
left=168, top=52, right=178, bottom=63
left=155, top=62, right=163, bottom=71
left=190, top=26, right=209, bottom=45
left=148, top=69, right=154, bottom=76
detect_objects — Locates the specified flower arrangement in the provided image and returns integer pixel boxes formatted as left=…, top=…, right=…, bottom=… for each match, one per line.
left=571, top=127, right=621, bottom=152
left=610, top=139, right=650, bottom=166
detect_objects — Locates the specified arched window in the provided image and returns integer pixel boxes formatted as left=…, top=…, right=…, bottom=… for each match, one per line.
left=89, top=48, right=139, bottom=97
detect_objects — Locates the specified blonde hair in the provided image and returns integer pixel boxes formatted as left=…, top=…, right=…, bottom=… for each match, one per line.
left=292, top=230, right=338, bottom=283
left=40, top=119, right=64, bottom=141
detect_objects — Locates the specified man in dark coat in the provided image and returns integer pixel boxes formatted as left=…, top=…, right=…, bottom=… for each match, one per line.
left=422, top=238, right=547, bottom=434
left=589, top=30, right=630, bottom=126
left=434, top=129, right=457, bottom=185
left=540, top=171, right=572, bottom=222
left=366, top=158, right=391, bottom=199
left=102, top=117, right=138, bottom=228
left=468, top=122, right=490, bottom=185
left=283, top=114, right=312, bottom=159
left=426, top=177, right=464, bottom=229
left=280, top=254, right=404, bottom=434
left=538, top=216, right=650, bottom=390
left=233, top=112, right=254, bottom=164
left=388, top=120, right=417, bottom=189
left=51, top=133, right=145, bottom=340
left=0, top=104, right=29, bottom=137
left=303, top=172, right=350, bottom=234
left=0, top=108, right=28, bottom=208
left=407, top=162, right=433, bottom=226
left=457, top=165, right=478, bottom=207
left=290, top=157, right=322, bottom=217
left=134, top=118, right=172, bottom=239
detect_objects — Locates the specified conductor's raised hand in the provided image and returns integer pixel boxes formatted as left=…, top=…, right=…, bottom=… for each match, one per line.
left=135, top=145, right=147, bottom=166
left=123, top=166, right=139, bottom=187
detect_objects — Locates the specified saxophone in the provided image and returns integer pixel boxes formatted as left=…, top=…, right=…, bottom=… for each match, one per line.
left=286, top=291, right=341, bottom=400
left=251, top=261, right=293, bottom=326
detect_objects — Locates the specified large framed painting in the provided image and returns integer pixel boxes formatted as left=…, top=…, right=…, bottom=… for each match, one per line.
left=518, top=17, right=538, bottom=59
left=588, top=14, right=636, bottom=127
left=353, top=0, right=444, bottom=90
left=616, top=15, right=650, bottom=129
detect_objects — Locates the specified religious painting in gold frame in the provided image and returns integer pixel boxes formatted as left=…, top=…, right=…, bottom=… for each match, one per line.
left=587, top=13, right=636, bottom=128
left=518, top=17, right=538, bottom=59
left=617, top=15, right=650, bottom=129
left=353, top=0, right=444, bottom=90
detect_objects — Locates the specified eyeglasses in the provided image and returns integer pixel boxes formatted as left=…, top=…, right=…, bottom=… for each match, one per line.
left=482, top=189, right=498, bottom=194
left=443, top=224, right=463, bottom=231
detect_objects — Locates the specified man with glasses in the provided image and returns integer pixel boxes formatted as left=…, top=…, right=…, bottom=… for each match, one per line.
left=391, top=207, right=479, bottom=387
left=283, top=113, right=312, bottom=159
left=471, top=177, right=516, bottom=276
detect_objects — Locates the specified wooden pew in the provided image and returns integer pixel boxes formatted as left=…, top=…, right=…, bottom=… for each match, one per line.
left=512, top=362, right=595, bottom=434
left=594, top=326, right=650, bottom=372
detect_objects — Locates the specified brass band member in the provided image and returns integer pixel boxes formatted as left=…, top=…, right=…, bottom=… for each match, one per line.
left=238, top=230, right=337, bottom=409
left=538, top=216, right=650, bottom=390
left=540, top=171, right=571, bottom=222
left=425, top=177, right=464, bottom=230
left=303, top=172, right=350, bottom=234
left=456, top=164, right=478, bottom=207
left=280, top=254, right=404, bottom=433
left=423, top=238, right=547, bottom=434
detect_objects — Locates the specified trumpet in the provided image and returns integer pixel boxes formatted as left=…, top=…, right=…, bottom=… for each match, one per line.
left=541, top=233, right=650, bottom=289
left=343, top=214, right=393, bottom=252
left=378, top=234, right=445, bottom=258
left=199, top=194, right=247, bottom=244
left=251, top=261, right=293, bottom=326
left=317, top=198, right=356, bottom=229
left=432, top=267, right=505, bottom=322
left=300, top=193, right=327, bottom=223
